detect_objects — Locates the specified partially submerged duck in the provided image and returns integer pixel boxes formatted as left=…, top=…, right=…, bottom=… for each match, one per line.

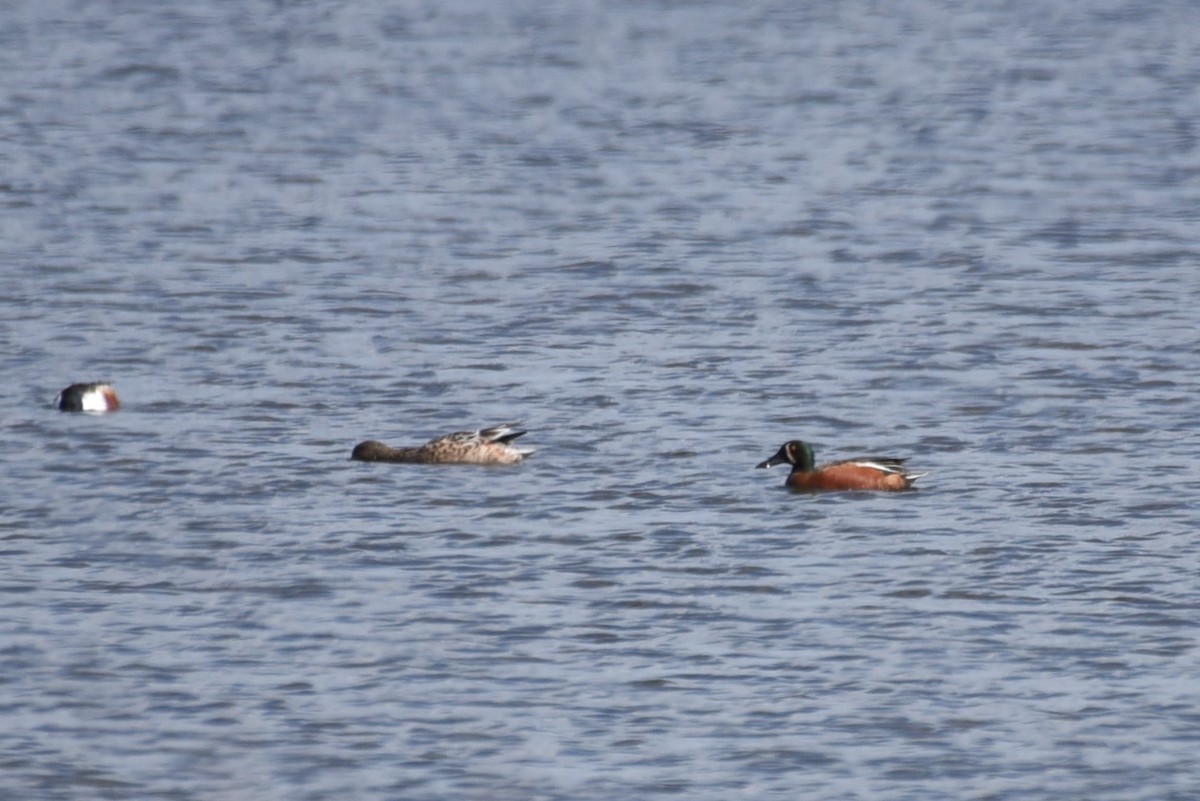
left=352, top=422, right=534, bottom=465
left=57, top=382, right=120, bottom=413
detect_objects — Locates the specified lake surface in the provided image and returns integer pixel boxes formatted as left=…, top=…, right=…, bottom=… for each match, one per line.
left=3, top=1, right=1200, bottom=799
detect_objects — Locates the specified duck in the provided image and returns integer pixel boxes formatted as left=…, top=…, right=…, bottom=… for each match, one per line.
left=756, top=440, right=924, bottom=492
left=56, top=382, right=120, bottom=413
left=351, top=422, right=534, bottom=465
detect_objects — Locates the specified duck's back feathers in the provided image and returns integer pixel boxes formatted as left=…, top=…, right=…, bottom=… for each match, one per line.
left=352, top=423, right=535, bottom=465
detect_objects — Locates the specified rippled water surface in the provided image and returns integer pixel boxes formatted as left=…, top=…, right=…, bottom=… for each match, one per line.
left=4, top=2, right=1200, bottom=799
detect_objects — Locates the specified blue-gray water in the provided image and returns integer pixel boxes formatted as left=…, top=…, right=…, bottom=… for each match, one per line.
left=3, top=2, right=1200, bottom=799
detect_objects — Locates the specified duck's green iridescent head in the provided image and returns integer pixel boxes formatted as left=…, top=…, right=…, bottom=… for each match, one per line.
left=756, top=440, right=815, bottom=471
